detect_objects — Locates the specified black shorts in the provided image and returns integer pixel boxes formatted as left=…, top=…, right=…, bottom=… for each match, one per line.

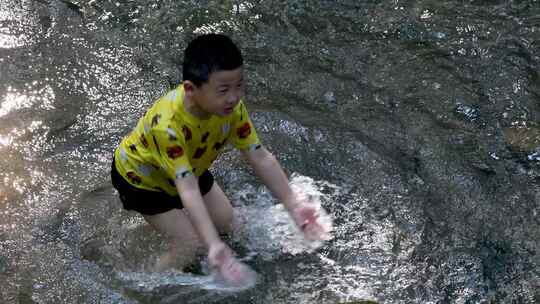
left=110, top=158, right=214, bottom=215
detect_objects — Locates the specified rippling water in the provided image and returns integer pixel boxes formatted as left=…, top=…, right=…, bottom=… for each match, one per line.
left=1, top=0, right=539, bottom=303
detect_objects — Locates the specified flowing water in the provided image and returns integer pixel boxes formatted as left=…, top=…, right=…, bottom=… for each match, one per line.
left=1, top=0, right=540, bottom=303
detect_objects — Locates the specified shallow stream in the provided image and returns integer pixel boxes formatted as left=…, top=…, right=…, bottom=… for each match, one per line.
left=1, top=0, right=539, bottom=303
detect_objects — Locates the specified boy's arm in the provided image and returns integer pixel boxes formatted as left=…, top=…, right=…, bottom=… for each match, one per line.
left=176, top=175, right=256, bottom=285
left=241, top=147, right=298, bottom=212
left=175, top=175, right=221, bottom=248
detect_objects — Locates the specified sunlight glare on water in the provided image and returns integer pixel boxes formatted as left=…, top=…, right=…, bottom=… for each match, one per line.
left=0, top=87, right=56, bottom=117
left=0, top=91, right=29, bottom=117
left=0, top=133, right=12, bottom=146
left=0, top=1, right=39, bottom=48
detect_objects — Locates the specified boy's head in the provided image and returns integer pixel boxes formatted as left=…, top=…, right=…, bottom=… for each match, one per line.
left=182, top=34, right=245, bottom=118
left=183, top=34, right=244, bottom=87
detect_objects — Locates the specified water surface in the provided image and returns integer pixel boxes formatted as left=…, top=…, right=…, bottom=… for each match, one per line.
left=1, top=0, right=539, bottom=303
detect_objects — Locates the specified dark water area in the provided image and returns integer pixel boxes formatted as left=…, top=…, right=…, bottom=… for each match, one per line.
left=1, top=0, right=540, bottom=303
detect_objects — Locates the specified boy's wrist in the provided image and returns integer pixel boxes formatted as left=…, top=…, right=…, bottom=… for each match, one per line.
left=204, top=234, right=223, bottom=250
left=282, top=192, right=300, bottom=212
left=208, top=239, right=224, bottom=249
left=207, top=240, right=232, bottom=267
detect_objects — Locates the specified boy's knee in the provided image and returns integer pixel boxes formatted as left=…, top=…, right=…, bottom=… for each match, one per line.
left=170, top=233, right=202, bottom=254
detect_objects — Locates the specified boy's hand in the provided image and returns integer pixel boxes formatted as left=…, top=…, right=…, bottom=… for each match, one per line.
left=291, top=202, right=333, bottom=242
left=207, top=242, right=257, bottom=288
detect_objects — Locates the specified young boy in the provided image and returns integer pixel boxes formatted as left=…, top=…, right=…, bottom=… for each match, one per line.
left=111, top=34, right=329, bottom=285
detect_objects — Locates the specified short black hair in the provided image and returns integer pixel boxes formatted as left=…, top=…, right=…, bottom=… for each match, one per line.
left=182, top=34, right=243, bottom=87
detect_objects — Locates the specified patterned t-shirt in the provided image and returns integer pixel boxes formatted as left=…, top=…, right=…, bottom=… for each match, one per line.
left=114, top=84, right=261, bottom=196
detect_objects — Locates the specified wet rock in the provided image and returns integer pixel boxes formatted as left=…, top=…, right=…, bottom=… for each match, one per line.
left=17, top=291, right=37, bottom=304
left=0, top=255, right=7, bottom=273
left=59, top=0, right=83, bottom=15
left=503, top=125, right=540, bottom=153
left=80, top=238, right=107, bottom=262
left=339, top=301, right=379, bottom=304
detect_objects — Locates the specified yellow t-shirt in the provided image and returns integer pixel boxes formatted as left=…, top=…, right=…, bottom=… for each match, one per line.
left=114, top=84, right=261, bottom=196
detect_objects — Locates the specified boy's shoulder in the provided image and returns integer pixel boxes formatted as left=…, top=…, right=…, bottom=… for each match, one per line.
left=144, top=87, right=184, bottom=125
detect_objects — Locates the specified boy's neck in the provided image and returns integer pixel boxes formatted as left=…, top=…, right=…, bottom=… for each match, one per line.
left=183, top=94, right=211, bottom=120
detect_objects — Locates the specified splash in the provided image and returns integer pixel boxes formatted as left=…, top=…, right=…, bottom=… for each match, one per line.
left=288, top=173, right=334, bottom=247
left=232, top=173, right=335, bottom=259
left=116, top=270, right=213, bottom=292
left=116, top=262, right=257, bottom=295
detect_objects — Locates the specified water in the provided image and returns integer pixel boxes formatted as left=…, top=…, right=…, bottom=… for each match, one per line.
left=1, top=0, right=540, bottom=303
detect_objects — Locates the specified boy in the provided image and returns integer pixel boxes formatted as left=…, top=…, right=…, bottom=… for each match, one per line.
left=111, top=34, right=329, bottom=285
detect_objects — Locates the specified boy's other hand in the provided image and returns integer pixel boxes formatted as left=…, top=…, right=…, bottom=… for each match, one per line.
left=208, top=241, right=257, bottom=288
left=291, top=203, right=333, bottom=242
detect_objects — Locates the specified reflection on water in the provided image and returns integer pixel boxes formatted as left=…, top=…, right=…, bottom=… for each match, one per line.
left=0, top=91, right=28, bottom=117
left=0, top=87, right=55, bottom=117
left=0, top=3, right=37, bottom=48
left=1, top=0, right=540, bottom=303
left=0, top=133, right=12, bottom=146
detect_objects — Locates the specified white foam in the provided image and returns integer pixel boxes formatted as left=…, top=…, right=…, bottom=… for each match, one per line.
left=232, top=173, right=336, bottom=258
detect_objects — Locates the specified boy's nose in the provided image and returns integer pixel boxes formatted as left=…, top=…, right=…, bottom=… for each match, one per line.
left=228, top=92, right=240, bottom=104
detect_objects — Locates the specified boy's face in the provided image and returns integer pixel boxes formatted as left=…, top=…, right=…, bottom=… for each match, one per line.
left=188, top=67, right=245, bottom=118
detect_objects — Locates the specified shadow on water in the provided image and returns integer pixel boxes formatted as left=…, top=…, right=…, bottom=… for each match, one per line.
left=1, top=0, right=540, bottom=303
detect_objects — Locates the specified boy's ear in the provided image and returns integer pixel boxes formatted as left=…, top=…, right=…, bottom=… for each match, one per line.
left=183, top=81, right=196, bottom=96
